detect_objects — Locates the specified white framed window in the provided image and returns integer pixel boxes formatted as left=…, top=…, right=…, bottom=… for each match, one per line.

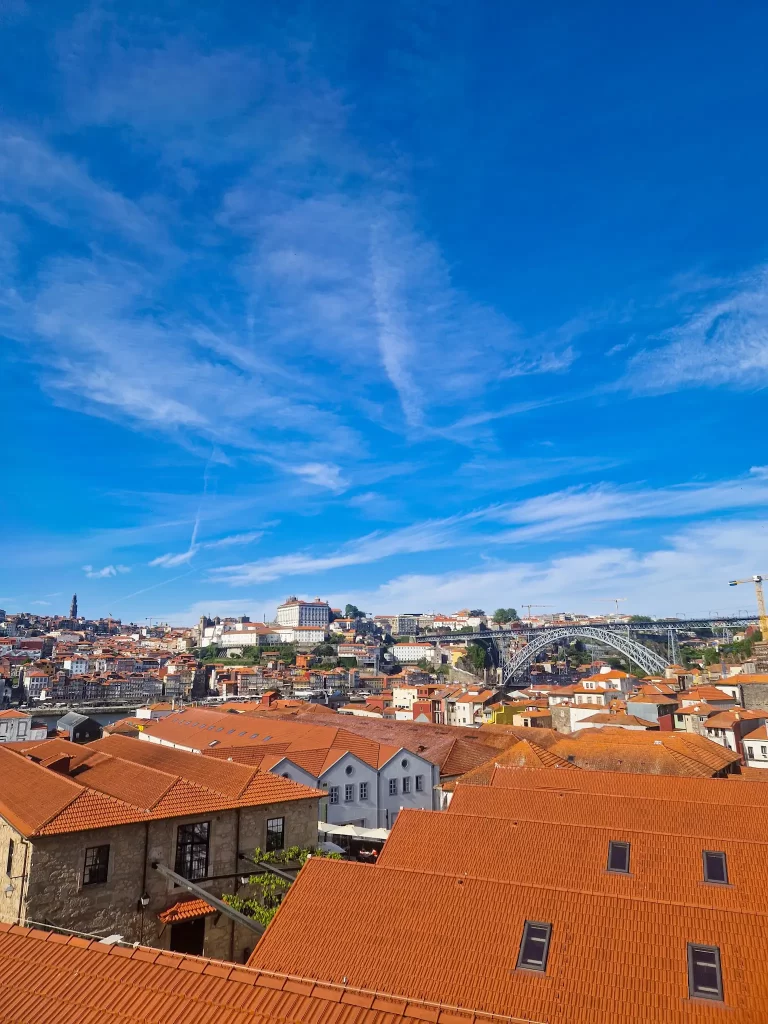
left=329, top=786, right=340, bottom=804
left=402, top=777, right=411, bottom=794
left=344, top=784, right=354, bottom=802
left=415, top=775, right=424, bottom=792
left=389, top=778, right=398, bottom=796
left=359, top=782, right=368, bottom=800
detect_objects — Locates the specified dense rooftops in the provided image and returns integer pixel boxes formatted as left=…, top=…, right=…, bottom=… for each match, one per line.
left=0, top=734, right=319, bottom=837
left=0, top=924, right=506, bottom=1024
left=249, top=856, right=768, bottom=1022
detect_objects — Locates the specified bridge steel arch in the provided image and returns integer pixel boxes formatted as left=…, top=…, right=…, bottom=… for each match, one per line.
left=498, top=626, right=670, bottom=685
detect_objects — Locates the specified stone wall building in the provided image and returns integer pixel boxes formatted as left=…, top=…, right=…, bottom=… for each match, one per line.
left=0, top=735, right=320, bottom=962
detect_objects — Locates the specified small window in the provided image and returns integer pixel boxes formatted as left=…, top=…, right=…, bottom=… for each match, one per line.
left=345, top=765, right=354, bottom=776
left=687, top=944, right=723, bottom=1001
left=762, top=746, right=767, bottom=757
left=5, top=839, right=14, bottom=876
left=83, top=844, right=110, bottom=886
left=389, top=778, right=398, bottom=796
left=329, top=786, right=340, bottom=804
left=516, top=921, right=552, bottom=972
left=359, top=782, right=368, bottom=800
left=401, top=758, right=409, bottom=769
left=415, top=774, right=424, bottom=792
left=402, top=776, right=411, bottom=794
left=266, top=817, right=284, bottom=853
left=607, top=841, right=630, bottom=874
left=703, top=851, right=728, bottom=885
left=344, top=784, right=355, bottom=802
left=175, top=822, right=210, bottom=881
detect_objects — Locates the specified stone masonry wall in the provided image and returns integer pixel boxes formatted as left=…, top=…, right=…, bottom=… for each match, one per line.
left=10, top=794, right=318, bottom=959
left=0, top=821, right=31, bottom=927
left=550, top=704, right=572, bottom=734
left=740, top=684, right=768, bottom=712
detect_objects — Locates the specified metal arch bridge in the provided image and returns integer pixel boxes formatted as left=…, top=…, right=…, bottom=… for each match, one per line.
left=418, top=616, right=758, bottom=644
left=415, top=616, right=758, bottom=686
left=495, top=625, right=670, bottom=685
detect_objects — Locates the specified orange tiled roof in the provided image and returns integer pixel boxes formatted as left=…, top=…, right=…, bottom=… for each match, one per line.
left=379, top=807, right=768, bottom=912
left=580, top=712, right=655, bottom=727
left=450, top=729, right=739, bottom=784
left=0, top=736, right=320, bottom=838
left=448, top=782, right=768, bottom=841
left=0, top=924, right=507, bottom=1024
left=484, top=765, right=768, bottom=805
left=250, top=858, right=768, bottom=1023
left=705, top=710, right=768, bottom=729
left=158, top=897, right=216, bottom=924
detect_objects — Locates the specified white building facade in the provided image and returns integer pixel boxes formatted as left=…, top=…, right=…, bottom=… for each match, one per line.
left=744, top=727, right=768, bottom=768
left=392, top=643, right=436, bottom=664
left=0, top=710, right=47, bottom=743
left=276, top=598, right=331, bottom=628
left=271, top=748, right=438, bottom=830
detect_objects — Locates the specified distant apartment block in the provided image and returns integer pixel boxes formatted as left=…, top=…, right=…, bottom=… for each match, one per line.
left=276, top=597, right=331, bottom=628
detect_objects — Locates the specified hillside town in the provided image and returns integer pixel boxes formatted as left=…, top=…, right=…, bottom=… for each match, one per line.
left=2, top=590, right=768, bottom=1019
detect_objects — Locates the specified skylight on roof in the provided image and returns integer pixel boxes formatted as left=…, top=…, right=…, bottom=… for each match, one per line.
left=607, top=840, right=630, bottom=874
left=687, top=944, right=723, bottom=1001
left=702, top=850, right=728, bottom=885
left=516, top=921, right=551, bottom=972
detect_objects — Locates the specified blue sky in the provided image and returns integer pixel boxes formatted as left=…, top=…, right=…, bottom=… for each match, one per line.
left=2, top=0, right=768, bottom=624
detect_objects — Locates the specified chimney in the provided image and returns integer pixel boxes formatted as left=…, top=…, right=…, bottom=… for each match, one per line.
left=41, top=754, right=73, bottom=775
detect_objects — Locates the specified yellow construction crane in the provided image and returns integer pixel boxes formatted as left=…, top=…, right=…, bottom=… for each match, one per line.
left=729, top=575, right=768, bottom=637
left=522, top=604, right=553, bottom=622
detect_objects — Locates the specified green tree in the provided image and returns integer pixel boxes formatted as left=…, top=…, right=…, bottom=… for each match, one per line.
left=222, top=845, right=341, bottom=928
left=459, top=643, right=487, bottom=676
left=629, top=615, right=653, bottom=623
left=492, top=608, right=518, bottom=624
left=344, top=604, right=365, bottom=619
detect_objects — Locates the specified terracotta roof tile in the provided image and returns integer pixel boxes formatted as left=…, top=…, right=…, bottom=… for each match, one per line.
left=249, top=858, right=768, bottom=1022
left=485, top=766, right=768, bottom=805
left=448, top=782, right=768, bottom=841
left=379, top=808, right=767, bottom=912
left=157, top=898, right=217, bottom=924
left=0, top=736, right=320, bottom=838
left=0, top=924, right=512, bottom=1024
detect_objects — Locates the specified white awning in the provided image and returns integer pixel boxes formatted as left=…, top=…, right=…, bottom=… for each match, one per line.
left=318, top=821, right=390, bottom=840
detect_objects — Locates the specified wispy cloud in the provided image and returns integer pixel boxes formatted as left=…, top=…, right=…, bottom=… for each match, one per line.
left=208, top=467, right=768, bottom=585
left=626, top=266, right=768, bottom=393
left=82, top=564, right=131, bottom=579
left=334, top=517, right=768, bottom=619
left=207, top=512, right=489, bottom=585
left=150, top=530, right=265, bottom=569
